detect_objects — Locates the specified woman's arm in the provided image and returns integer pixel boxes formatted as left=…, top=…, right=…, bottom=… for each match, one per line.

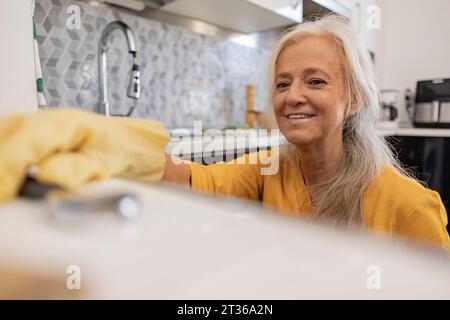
left=162, top=153, right=191, bottom=186
left=397, top=191, right=450, bottom=251
left=162, top=152, right=263, bottom=200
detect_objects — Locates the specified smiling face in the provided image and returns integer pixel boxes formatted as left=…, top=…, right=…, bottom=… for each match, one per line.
left=273, top=35, right=351, bottom=148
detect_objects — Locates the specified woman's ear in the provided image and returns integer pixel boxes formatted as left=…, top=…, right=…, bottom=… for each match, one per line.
left=344, top=101, right=357, bottom=119
left=348, top=96, right=359, bottom=115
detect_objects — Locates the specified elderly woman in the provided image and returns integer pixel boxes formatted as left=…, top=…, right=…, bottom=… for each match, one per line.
left=164, top=15, right=450, bottom=250
left=1, top=15, right=448, bottom=251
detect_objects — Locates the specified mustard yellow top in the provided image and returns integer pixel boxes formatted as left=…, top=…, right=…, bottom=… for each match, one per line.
left=188, top=150, right=450, bottom=250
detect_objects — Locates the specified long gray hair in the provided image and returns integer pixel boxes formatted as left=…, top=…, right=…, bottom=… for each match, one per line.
left=268, top=15, right=405, bottom=226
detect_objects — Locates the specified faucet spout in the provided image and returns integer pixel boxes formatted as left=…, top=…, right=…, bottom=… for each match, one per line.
left=98, top=21, right=140, bottom=117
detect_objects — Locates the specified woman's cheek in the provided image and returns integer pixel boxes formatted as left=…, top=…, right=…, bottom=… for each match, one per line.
left=272, top=95, right=284, bottom=115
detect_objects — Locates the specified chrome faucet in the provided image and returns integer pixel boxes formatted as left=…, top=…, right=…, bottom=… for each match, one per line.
left=98, top=21, right=141, bottom=116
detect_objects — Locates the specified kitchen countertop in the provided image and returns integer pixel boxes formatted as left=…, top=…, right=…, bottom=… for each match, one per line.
left=165, top=125, right=450, bottom=157
left=166, top=130, right=289, bottom=156
left=0, top=178, right=449, bottom=299
left=378, top=126, right=450, bottom=138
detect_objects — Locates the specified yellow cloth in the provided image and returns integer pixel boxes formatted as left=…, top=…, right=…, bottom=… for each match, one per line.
left=0, top=108, right=169, bottom=203
left=188, top=150, right=450, bottom=250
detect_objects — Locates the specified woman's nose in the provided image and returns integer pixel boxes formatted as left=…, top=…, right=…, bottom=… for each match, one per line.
left=285, top=83, right=308, bottom=107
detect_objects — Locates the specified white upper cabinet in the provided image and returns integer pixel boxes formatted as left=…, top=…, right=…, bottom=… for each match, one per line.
left=310, top=0, right=351, bottom=17
left=246, top=0, right=303, bottom=23
left=159, top=0, right=299, bottom=33
left=158, top=0, right=352, bottom=34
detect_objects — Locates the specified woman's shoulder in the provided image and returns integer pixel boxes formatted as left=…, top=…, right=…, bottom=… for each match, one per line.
left=367, top=166, right=445, bottom=225
left=370, top=166, right=438, bottom=205
left=370, top=167, right=450, bottom=249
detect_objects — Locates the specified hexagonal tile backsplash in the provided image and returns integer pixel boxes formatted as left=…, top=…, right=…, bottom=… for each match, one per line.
left=34, top=0, right=271, bottom=128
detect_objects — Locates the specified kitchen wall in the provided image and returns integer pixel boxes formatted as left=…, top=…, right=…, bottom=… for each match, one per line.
left=336, top=0, right=450, bottom=125
left=379, top=0, right=450, bottom=123
left=336, top=0, right=385, bottom=81
left=0, top=0, right=37, bottom=115
left=37, top=0, right=448, bottom=129
left=34, top=0, right=271, bottom=128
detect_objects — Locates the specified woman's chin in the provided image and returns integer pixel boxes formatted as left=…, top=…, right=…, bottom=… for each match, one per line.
left=283, top=131, right=315, bottom=146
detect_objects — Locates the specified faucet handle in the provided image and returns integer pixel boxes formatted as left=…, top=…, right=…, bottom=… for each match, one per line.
left=127, top=63, right=141, bottom=100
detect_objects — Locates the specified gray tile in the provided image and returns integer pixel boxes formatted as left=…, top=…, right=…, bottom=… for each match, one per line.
left=36, top=0, right=271, bottom=126
left=67, top=30, right=81, bottom=41
left=68, top=60, right=80, bottom=70
left=47, top=67, right=60, bottom=77
left=36, top=34, right=47, bottom=45
left=50, top=37, right=64, bottom=48
left=34, top=12, right=46, bottom=25
left=34, top=2, right=46, bottom=15
left=64, top=76, right=77, bottom=90
left=49, top=98, right=62, bottom=105
left=42, top=17, right=53, bottom=34
left=76, top=93, right=83, bottom=106
left=47, top=88, right=60, bottom=98
left=48, top=5, right=63, bottom=17
left=46, top=58, right=58, bottom=67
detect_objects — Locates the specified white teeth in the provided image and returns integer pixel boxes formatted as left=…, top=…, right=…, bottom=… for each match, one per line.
left=287, top=114, right=315, bottom=119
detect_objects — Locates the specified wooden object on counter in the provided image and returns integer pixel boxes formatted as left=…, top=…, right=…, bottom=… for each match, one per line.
left=246, top=84, right=278, bottom=130
left=257, top=111, right=278, bottom=130
left=246, top=84, right=257, bottom=128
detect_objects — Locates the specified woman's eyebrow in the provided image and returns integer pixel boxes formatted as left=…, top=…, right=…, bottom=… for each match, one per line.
left=276, top=68, right=332, bottom=80
left=302, top=67, right=332, bottom=79
left=275, top=72, right=291, bottom=80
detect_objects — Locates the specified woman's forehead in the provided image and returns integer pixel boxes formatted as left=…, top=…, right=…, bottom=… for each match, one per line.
left=276, top=35, right=344, bottom=77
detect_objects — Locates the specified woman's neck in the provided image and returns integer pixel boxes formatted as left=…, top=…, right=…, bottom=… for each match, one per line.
left=297, top=136, right=344, bottom=188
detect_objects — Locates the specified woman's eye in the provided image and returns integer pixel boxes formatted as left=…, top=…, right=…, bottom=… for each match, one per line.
left=276, top=82, right=290, bottom=89
left=307, top=79, right=326, bottom=87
